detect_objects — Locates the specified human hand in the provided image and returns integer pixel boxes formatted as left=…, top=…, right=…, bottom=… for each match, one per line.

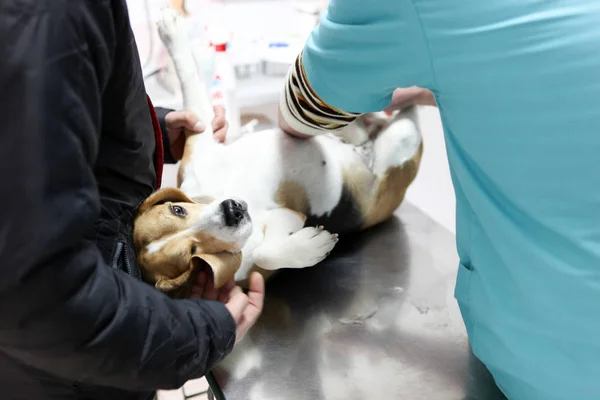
left=191, top=271, right=265, bottom=343
left=384, top=87, right=437, bottom=115
left=190, top=270, right=235, bottom=302
left=165, top=105, right=228, bottom=160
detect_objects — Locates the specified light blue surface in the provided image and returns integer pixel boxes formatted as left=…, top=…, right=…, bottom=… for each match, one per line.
left=302, top=1, right=600, bottom=399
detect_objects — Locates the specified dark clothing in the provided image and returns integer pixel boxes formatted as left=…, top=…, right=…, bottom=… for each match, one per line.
left=0, top=1, right=235, bottom=399
left=155, top=107, right=178, bottom=165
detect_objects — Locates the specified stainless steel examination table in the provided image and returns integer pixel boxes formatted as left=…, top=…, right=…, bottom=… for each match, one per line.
left=204, top=203, right=507, bottom=400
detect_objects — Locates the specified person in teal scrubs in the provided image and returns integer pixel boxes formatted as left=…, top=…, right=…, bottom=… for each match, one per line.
left=278, top=1, right=600, bottom=399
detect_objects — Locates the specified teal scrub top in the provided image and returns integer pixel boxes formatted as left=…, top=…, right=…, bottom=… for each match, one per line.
left=302, top=1, right=600, bottom=399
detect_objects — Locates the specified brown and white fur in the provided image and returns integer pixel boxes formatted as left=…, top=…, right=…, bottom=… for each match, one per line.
left=134, top=8, right=423, bottom=294
left=134, top=188, right=252, bottom=297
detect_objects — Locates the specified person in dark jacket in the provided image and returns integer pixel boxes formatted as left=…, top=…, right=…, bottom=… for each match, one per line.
left=0, top=1, right=264, bottom=399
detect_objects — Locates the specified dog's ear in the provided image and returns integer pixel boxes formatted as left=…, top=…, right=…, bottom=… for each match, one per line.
left=138, top=237, right=197, bottom=294
left=144, top=246, right=242, bottom=297
left=194, top=252, right=242, bottom=288
left=155, top=263, right=195, bottom=292
left=137, top=188, right=194, bottom=216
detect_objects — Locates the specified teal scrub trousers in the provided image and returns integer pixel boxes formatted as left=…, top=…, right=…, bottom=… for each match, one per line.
left=301, top=0, right=600, bottom=398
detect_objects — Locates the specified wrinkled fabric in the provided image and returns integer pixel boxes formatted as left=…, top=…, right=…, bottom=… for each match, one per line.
left=302, top=0, right=600, bottom=399
left=0, top=1, right=235, bottom=399
left=147, top=97, right=165, bottom=189
left=155, top=107, right=178, bottom=165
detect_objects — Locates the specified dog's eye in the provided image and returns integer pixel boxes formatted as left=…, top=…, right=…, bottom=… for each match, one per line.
left=170, top=205, right=186, bottom=217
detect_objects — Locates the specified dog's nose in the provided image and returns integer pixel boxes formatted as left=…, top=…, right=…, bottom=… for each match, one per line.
left=221, top=199, right=247, bottom=227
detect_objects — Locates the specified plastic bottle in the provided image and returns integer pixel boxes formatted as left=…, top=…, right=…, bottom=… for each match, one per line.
left=210, top=41, right=242, bottom=143
left=189, top=26, right=215, bottom=93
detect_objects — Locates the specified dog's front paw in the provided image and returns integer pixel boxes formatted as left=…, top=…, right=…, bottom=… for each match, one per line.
left=284, top=226, right=339, bottom=268
left=157, top=7, right=187, bottom=48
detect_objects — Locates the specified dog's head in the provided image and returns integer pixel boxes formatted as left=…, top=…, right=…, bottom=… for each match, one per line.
left=134, top=188, right=252, bottom=297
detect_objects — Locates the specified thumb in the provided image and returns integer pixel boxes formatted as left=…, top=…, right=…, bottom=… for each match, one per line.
left=225, top=287, right=248, bottom=323
left=179, top=111, right=205, bottom=132
left=191, top=120, right=206, bottom=133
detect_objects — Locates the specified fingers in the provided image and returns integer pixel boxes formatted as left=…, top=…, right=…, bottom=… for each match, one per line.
left=384, top=87, right=420, bottom=114
left=213, top=105, right=226, bottom=122
left=246, top=272, right=265, bottom=311
left=234, top=274, right=265, bottom=343
left=221, top=279, right=236, bottom=293
left=166, top=107, right=229, bottom=144
left=384, top=87, right=437, bottom=114
left=225, top=286, right=248, bottom=324
left=240, top=273, right=265, bottom=328
left=218, top=289, right=229, bottom=304
left=202, top=277, right=219, bottom=301
left=212, top=105, right=227, bottom=143
left=183, top=111, right=205, bottom=132
left=213, top=121, right=228, bottom=143
left=218, top=279, right=236, bottom=303
left=189, top=271, right=206, bottom=299
left=190, top=271, right=232, bottom=302
left=189, top=271, right=263, bottom=344
left=198, top=271, right=207, bottom=287
left=166, top=110, right=205, bottom=132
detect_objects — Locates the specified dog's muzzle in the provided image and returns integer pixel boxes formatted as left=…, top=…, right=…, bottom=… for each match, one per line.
left=221, top=199, right=249, bottom=227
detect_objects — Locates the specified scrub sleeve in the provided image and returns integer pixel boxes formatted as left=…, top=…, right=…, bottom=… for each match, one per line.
left=302, top=0, right=431, bottom=113
left=283, top=0, right=600, bottom=399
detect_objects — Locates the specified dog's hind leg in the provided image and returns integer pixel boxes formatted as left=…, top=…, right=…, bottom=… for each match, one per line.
left=360, top=107, right=423, bottom=229
left=157, top=7, right=215, bottom=131
left=371, top=107, right=422, bottom=178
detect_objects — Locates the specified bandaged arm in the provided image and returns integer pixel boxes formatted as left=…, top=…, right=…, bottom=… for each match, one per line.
left=279, top=0, right=431, bottom=137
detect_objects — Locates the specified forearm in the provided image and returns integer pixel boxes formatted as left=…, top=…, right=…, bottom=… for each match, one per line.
left=278, top=55, right=438, bottom=138
left=278, top=51, right=360, bottom=137
left=279, top=0, right=432, bottom=136
left=278, top=108, right=312, bottom=139
left=0, top=247, right=235, bottom=390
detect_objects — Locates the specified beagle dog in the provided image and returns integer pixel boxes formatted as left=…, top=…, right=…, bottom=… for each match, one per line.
left=134, top=188, right=252, bottom=297
left=134, top=8, right=423, bottom=296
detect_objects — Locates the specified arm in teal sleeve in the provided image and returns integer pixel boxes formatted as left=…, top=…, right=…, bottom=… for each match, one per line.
left=279, top=0, right=432, bottom=135
left=304, top=0, right=431, bottom=113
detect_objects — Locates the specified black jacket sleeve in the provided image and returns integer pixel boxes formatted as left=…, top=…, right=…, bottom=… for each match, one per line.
left=0, top=0, right=235, bottom=391
left=155, top=107, right=178, bottom=164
